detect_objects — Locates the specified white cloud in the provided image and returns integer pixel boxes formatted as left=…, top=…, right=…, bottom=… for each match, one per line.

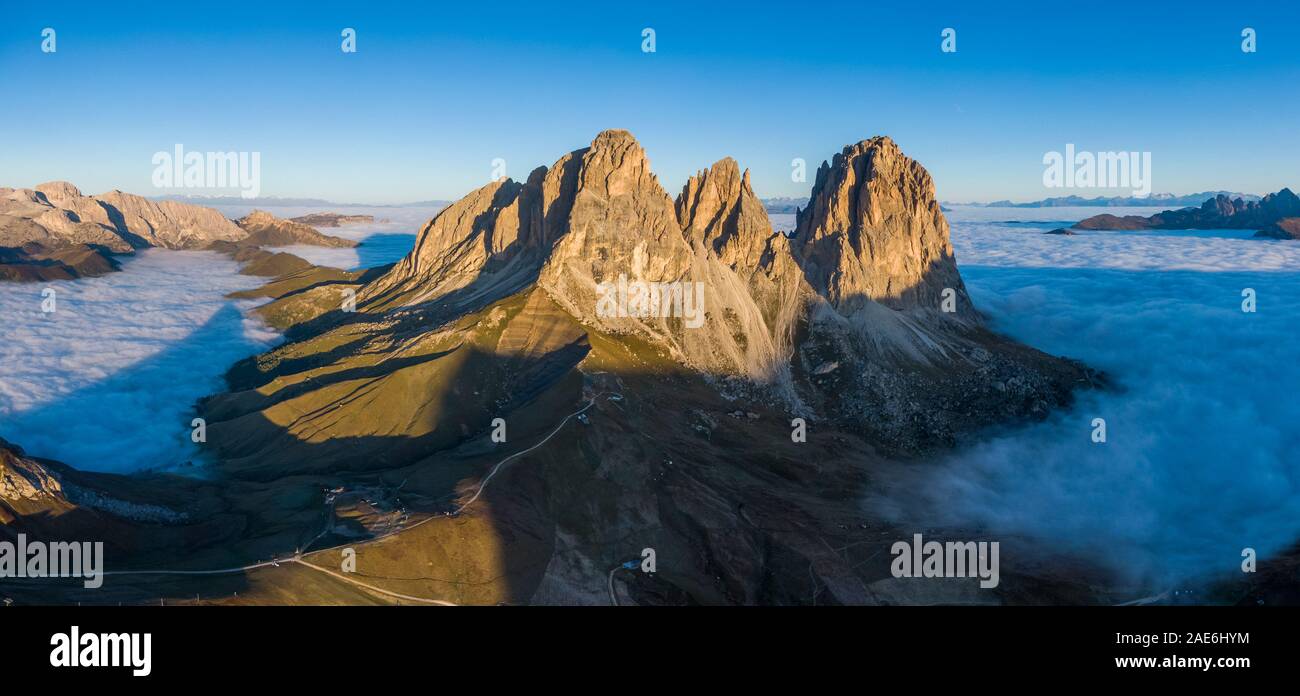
left=878, top=209, right=1300, bottom=589
left=0, top=250, right=277, bottom=473
left=0, top=206, right=440, bottom=473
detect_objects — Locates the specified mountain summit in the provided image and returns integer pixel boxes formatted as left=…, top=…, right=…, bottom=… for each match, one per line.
left=218, top=130, right=1093, bottom=461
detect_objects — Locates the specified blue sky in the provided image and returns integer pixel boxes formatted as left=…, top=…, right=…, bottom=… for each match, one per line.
left=2, top=0, right=1298, bottom=204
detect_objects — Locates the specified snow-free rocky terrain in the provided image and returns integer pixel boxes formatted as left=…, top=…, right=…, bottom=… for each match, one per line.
left=4, top=131, right=1124, bottom=605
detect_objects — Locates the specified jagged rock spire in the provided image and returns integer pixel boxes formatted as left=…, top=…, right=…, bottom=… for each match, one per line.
left=793, top=136, right=972, bottom=317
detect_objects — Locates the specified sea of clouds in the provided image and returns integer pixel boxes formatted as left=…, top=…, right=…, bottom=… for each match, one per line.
left=881, top=206, right=1300, bottom=590
left=0, top=206, right=437, bottom=474
left=0, top=251, right=279, bottom=473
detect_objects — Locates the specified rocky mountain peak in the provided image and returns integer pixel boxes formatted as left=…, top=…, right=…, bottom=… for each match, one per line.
left=352, top=130, right=1089, bottom=445
left=34, top=181, right=82, bottom=203
left=538, top=130, right=694, bottom=336
left=573, top=129, right=669, bottom=203
left=239, top=209, right=278, bottom=226
left=676, top=157, right=777, bottom=269
left=677, top=157, right=744, bottom=235
left=793, top=136, right=972, bottom=317
left=234, top=209, right=356, bottom=248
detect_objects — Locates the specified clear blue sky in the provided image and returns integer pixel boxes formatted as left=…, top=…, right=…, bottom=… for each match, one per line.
left=2, top=0, right=1297, bottom=204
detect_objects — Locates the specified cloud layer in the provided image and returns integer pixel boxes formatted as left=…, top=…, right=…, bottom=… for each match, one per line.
left=881, top=208, right=1300, bottom=589
left=0, top=207, right=438, bottom=473
left=0, top=251, right=277, bottom=473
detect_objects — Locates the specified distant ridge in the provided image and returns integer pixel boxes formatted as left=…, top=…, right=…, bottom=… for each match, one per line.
left=152, top=194, right=451, bottom=208
left=1073, top=188, right=1300, bottom=235
left=946, top=191, right=1262, bottom=208
left=760, top=196, right=809, bottom=214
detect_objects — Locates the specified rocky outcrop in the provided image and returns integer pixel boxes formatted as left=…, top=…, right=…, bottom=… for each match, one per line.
left=1255, top=217, right=1300, bottom=239
left=204, top=240, right=314, bottom=277
left=359, top=151, right=579, bottom=311
left=2, top=185, right=136, bottom=252
left=793, top=137, right=973, bottom=318
left=83, top=188, right=245, bottom=249
left=0, top=186, right=371, bottom=283
left=537, top=131, right=798, bottom=380
left=235, top=210, right=357, bottom=248
left=0, top=242, right=120, bottom=281
left=675, top=157, right=808, bottom=380
left=289, top=212, right=374, bottom=227
left=1075, top=188, right=1300, bottom=233
left=33, top=181, right=82, bottom=204
left=0, top=438, right=71, bottom=523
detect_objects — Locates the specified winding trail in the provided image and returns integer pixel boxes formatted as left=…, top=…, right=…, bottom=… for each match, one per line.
left=100, top=393, right=614, bottom=604
left=607, top=567, right=622, bottom=606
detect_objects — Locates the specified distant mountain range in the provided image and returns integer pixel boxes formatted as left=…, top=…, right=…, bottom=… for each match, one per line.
left=759, top=197, right=809, bottom=213
left=945, top=192, right=1262, bottom=208
left=0, top=183, right=364, bottom=282
left=151, top=194, right=451, bottom=208
left=1073, top=188, right=1300, bottom=238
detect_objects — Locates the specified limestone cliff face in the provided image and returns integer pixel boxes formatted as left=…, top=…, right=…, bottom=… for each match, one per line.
left=537, top=132, right=695, bottom=350
left=675, top=158, right=810, bottom=379
left=361, top=131, right=797, bottom=379
left=361, top=157, right=584, bottom=311
left=0, top=181, right=245, bottom=252
left=356, top=130, right=1091, bottom=448
left=362, top=177, right=534, bottom=309
left=793, top=137, right=973, bottom=319
left=535, top=131, right=806, bottom=381
left=93, top=190, right=245, bottom=249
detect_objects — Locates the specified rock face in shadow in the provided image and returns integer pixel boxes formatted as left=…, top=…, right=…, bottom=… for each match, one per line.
left=1075, top=188, right=1300, bottom=233
left=203, top=240, right=314, bottom=277
left=358, top=153, right=579, bottom=313
left=235, top=210, right=357, bottom=248
left=1255, top=217, right=1300, bottom=239
left=0, top=242, right=120, bottom=281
